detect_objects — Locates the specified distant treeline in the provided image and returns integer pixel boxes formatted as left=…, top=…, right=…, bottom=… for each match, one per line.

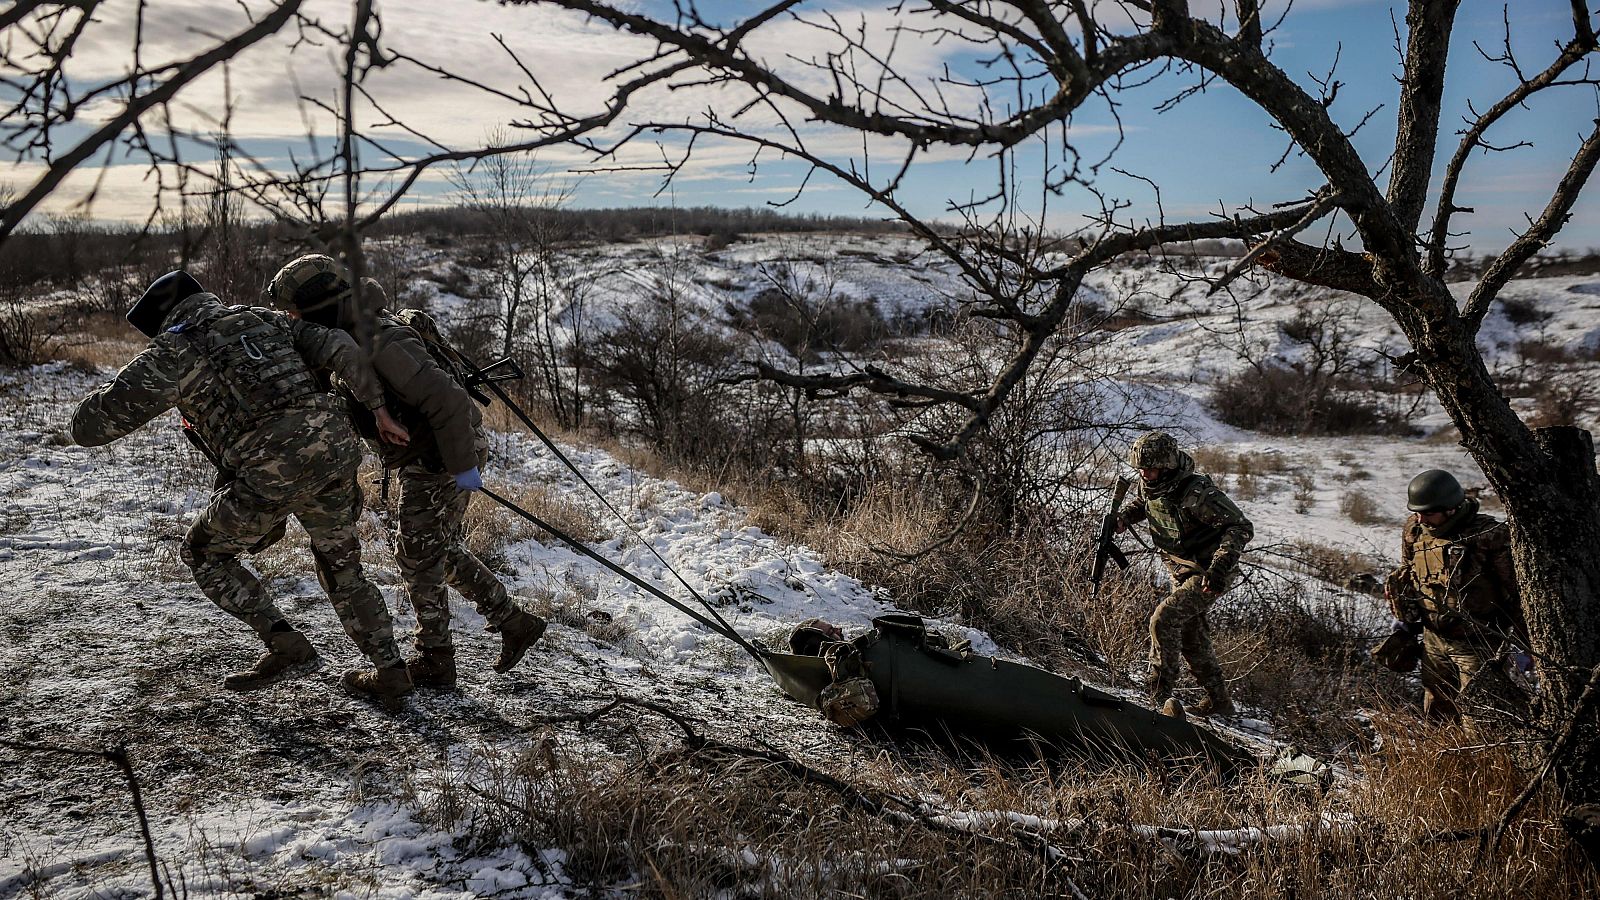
left=0, top=205, right=908, bottom=289
left=368, top=204, right=908, bottom=244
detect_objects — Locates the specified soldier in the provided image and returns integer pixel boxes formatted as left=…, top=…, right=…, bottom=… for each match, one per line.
left=71, top=270, right=415, bottom=706
left=1113, top=431, right=1253, bottom=717
left=1385, top=469, right=1529, bottom=725
left=264, top=255, right=547, bottom=689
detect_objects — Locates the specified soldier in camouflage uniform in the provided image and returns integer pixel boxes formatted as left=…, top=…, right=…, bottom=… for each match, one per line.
left=1113, top=431, right=1254, bottom=717
left=70, top=270, right=414, bottom=704
left=265, top=255, right=546, bottom=690
left=1385, top=469, right=1529, bottom=725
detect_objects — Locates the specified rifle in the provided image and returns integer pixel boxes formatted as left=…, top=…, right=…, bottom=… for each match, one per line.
left=1091, top=476, right=1133, bottom=598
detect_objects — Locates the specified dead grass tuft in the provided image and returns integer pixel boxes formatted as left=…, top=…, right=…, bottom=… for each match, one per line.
left=1337, top=490, right=1387, bottom=525
left=415, top=701, right=1595, bottom=899
left=464, top=481, right=604, bottom=569
left=51, top=308, right=145, bottom=372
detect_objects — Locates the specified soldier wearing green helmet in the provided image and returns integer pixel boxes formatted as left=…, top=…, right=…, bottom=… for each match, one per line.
left=1385, top=469, right=1529, bottom=724
left=1113, top=431, right=1254, bottom=717
left=265, top=254, right=547, bottom=702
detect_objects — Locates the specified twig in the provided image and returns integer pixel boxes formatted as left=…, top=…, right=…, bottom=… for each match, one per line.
left=1481, top=662, right=1600, bottom=861
left=0, top=738, right=164, bottom=898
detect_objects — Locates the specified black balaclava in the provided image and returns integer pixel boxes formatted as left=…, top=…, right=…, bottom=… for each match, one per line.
left=127, top=270, right=205, bottom=338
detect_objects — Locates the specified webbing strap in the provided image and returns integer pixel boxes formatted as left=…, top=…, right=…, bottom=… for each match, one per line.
left=445, top=347, right=753, bottom=650
left=479, top=487, right=763, bottom=660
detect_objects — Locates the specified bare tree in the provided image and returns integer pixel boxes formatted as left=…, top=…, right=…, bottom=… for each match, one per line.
left=10, top=0, right=1600, bottom=854
left=504, top=0, right=1600, bottom=854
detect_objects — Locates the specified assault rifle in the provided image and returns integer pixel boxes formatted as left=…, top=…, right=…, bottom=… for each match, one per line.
left=1091, top=476, right=1132, bottom=598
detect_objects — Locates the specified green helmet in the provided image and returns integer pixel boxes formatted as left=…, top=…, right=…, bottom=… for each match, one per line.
left=264, top=254, right=352, bottom=327
left=1406, top=469, right=1465, bottom=513
left=1129, top=431, right=1181, bottom=470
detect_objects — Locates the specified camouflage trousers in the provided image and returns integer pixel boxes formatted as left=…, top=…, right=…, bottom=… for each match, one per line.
left=395, top=465, right=515, bottom=652
left=1421, top=628, right=1528, bottom=727
left=182, top=465, right=402, bottom=668
left=1148, top=573, right=1230, bottom=702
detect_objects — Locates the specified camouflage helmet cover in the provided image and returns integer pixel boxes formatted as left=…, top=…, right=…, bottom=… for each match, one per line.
left=265, top=254, right=351, bottom=322
left=789, top=617, right=845, bottom=656
left=1407, top=469, right=1466, bottom=513
left=1129, top=431, right=1181, bottom=470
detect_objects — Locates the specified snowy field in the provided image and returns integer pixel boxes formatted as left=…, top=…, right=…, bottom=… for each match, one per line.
left=3, top=235, right=1598, bottom=895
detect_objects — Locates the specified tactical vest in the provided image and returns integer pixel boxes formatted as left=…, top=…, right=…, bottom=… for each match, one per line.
left=1144, top=473, right=1227, bottom=560
left=168, top=301, right=321, bottom=455
left=1406, top=518, right=1512, bottom=633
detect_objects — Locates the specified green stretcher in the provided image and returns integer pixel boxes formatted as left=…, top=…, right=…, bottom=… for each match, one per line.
left=759, top=613, right=1255, bottom=775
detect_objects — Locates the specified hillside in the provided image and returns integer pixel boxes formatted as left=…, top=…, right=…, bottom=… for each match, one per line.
left=2, top=234, right=1597, bottom=896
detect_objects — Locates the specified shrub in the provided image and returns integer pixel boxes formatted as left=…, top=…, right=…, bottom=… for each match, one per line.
left=1339, top=490, right=1386, bottom=525
left=0, top=298, right=69, bottom=367
left=1211, top=365, right=1414, bottom=435
left=1499, top=295, right=1552, bottom=326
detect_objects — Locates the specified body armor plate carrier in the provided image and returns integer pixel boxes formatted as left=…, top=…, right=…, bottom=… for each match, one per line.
left=173, top=303, right=321, bottom=455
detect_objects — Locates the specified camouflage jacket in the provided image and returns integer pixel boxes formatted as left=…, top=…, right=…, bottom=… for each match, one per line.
left=331, top=309, right=484, bottom=475
left=71, top=293, right=386, bottom=486
left=1120, top=451, right=1253, bottom=577
left=1390, top=499, right=1526, bottom=642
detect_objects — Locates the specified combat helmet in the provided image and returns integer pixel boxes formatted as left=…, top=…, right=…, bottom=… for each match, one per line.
left=1129, top=431, right=1181, bottom=470
left=265, top=254, right=352, bottom=328
left=127, top=270, right=205, bottom=338
left=1406, top=469, right=1465, bottom=513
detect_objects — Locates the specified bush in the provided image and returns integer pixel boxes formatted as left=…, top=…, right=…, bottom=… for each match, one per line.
left=1499, top=295, right=1552, bottom=326
left=1339, top=490, right=1386, bottom=525
left=1211, top=365, right=1414, bottom=435
left=0, top=298, right=69, bottom=367
left=734, top=287, right=890, bottom=359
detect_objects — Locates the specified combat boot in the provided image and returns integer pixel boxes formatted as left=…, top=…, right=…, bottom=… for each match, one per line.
left=224, top=629, right=317, bottom=691
left=1191, top=695, right=1236, bottom=718
left=1144, top=674, right=1173, bottom=707
left=1161, top=697, right=1187, bottom=721
left=341, top=665, right=413, bottom=712
left=492, top=609, right=547, bottom=674
left=406, top=647, right=457, bottom=689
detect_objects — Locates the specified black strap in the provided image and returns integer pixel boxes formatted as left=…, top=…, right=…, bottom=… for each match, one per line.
left=480, top=487, right=763, bottom=660
left=445, top=346, right=754, bottom=653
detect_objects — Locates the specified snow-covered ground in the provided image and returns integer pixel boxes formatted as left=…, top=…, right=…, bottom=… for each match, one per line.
left=0, top=359, right=1002, bottom=897
left=4, top=234, right=1597, bottom=895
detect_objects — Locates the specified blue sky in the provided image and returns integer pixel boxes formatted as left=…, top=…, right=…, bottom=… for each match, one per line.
left=9, top=1, right=1599, bottom=253
left=611, top=1, right=1600, bottom=253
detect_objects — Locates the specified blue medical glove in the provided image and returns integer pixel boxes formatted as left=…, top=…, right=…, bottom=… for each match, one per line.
left=454, top=467, right=483, bottom=492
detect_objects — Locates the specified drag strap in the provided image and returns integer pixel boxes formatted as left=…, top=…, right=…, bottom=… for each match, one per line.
left=449, top=349, right=749, bottom=647
left=479, top=486, right=763, bottom=661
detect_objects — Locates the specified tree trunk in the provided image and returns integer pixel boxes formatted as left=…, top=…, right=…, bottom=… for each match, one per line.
left=1418, top=315, right=1600, bottom=860
left=1511, top=427, right=1600, bottom=863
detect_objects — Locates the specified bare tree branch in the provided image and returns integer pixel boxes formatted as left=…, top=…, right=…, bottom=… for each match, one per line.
left=1386, top=1, right=1461, bottom=232
left=1463, top=120, right=1600, bottom=330
left=1426, top=28, right=1600, bottom=276
left=0, top=0, right=304, bottom=242
left=1, top=738, right=164, bottom=898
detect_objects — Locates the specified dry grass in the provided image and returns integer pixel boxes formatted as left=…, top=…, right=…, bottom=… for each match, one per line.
left=52, top=308, right=145, bottom=372
left=1338, top=490, right=1387, bottom=526
left=463, top=480, right=604, bottom=570
left=412, top=702, right=1595, bottom=899
left=1191, top=446, right=1292, bottom=479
